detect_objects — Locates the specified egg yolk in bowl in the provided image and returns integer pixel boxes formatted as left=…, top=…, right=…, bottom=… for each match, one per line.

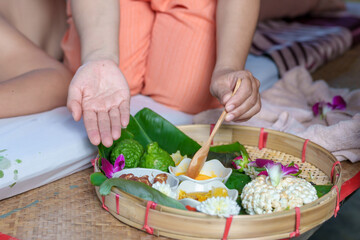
left=176, top=171, right=217, bottom=181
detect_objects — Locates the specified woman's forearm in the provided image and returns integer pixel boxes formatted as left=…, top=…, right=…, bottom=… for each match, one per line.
left=71, top=0, right=120, bottom=64
left=214, top=0, right=260, bottom=73
left=0, top=68, right=71, bottom=118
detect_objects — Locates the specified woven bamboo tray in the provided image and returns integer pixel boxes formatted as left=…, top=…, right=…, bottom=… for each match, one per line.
left=94, top=125, right=342, bottom=240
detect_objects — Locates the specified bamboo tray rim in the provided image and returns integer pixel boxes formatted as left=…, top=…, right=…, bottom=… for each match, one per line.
left=94, top=124, right=342, bottom=239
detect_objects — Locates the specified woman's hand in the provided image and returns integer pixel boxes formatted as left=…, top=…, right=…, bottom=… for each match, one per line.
left=67, top=59, right=130, bottom=147
left=210, top=69, right=261, bottom=122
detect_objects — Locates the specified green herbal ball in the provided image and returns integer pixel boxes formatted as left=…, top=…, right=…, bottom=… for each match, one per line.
left=139, top=142, right=175, bottom=172
left=110, top=139, right=144, bottom=168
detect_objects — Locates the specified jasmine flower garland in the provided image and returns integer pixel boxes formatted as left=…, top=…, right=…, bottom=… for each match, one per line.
left=196, top=197, right=240, bottom=217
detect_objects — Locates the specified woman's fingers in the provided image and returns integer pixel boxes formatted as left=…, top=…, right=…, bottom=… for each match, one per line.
left=109, top=108, right=121, bottom=140
left=67, top=86, right=83, bottom=121
left=232, top=93, right=261, bottom=122
left=225, top=73, right=260, bottom=122
left=119, top=98, right=130, bottom=128
left=83, top=110, right=101, bottom=146
left=98, top=111, right=112, bottom=147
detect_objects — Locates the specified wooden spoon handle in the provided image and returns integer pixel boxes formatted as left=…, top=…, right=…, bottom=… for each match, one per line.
left=206, top=78, right=242, bottom=145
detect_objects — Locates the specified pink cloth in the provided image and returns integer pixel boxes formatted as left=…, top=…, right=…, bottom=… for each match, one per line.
left=193, top=67, right=360, bottom=162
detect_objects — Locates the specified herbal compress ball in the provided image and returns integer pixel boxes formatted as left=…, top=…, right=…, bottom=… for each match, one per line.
left=110, top=139, right=144, bottom=168
left=241, top=175, right=318, bottom=215
left=139, top=142, right=175, bottom=172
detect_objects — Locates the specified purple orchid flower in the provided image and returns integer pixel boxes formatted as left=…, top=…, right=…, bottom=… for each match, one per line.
left=312, top=95, right=346, bottom=118
left=248, top=159, right=300, bottom=186
left=231, top=155, right=250, bottom=172
left=101, top=154, right=125, bottom=178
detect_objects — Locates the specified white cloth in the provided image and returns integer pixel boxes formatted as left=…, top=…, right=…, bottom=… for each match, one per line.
left=0, top=107, right=97, bottom=200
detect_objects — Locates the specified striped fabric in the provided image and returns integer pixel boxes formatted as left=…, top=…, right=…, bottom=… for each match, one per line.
left=251, top=14, right=360, bottom=76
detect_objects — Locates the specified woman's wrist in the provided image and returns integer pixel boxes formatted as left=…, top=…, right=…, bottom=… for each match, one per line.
left=82, top=49, right=119, bottom=65
left=212, top=64, right=243, bottom=82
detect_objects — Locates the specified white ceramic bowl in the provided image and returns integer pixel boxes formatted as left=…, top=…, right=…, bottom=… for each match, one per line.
left=168, top=158, right=232, bottom=184
left=112, top=168, right=179, bottom=190
left=176, top=180, right=238, bottom=209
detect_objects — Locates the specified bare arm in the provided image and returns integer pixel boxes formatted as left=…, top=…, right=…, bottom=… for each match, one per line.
left=68, top=0, right=130, bottom=147
left=211, top=0, right=261, bottom=122
left=70, top=0, right=120, bottom=63
left=214, top=0, right=259, bottom=72
left=0, top=16, right=71, bottom=118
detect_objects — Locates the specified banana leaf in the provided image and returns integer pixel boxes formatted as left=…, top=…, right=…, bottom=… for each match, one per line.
left=99, top=178, right=186, bottom=210
left=225, top=170, right=252, bottom=193
left=126, top=115, right=153, bottom=148
left=206, top=151, right=238, bottom=168
left=134, top=108, right=201, bottom=156
left=98, top=108, right=246, bottom=167
left=314, top=185, right=333, bottom=198
left=98, top=129, right=134, bottom=160
left=209, top=142, right=242, bottom=154
left=134, top=108, right=247, bottom=157
left=90, top=172, right=108, bottom=186
left=208, top=142, right=249, bottom=166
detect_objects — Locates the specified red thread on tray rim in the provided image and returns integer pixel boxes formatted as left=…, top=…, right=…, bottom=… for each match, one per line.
left=331, top=161, right=341, bottom=183
left=289, top=207, right=301, bottom=238
left=222, top=215, right=233, bottom=240
left=143, top=201, right=157, bottom=234
left=301, top=139, right=309, bottom=163
left=258, top=128, right=268, bottom=150
left=116, top=194, right=120, bottom=214
left=332, top=185, right=340, bottom=217
left=210, top=124, right=215, bottom=145
left=101, top=196, right=109, bottom=211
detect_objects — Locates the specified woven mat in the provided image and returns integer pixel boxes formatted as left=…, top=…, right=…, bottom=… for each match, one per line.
left=0, top=167, right=168, bottom=240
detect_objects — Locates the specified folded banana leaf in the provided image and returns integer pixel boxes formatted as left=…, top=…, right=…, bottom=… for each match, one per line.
left=97, top=108, right=247, bottom=166
left=99, top=177, right=186, bottom=210
left=134, top=108, right=201, bottom=156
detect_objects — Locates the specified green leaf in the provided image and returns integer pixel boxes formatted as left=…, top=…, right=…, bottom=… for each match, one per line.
left=225, top=170, right=251, bottom=194
left=208, top=142, right=249, bottom=167
left=98, top=129, right=134, bottom=160
left=236, top=197, right=248, bottom=215
left=314, top=185, right=333, bottom=198
left=134, top=108, right=201, bottom=156
left=126, top=115, right=153, bottom=149
left=90, top=172, right=108, bottom=186
left=206, top=151, right=238, bottom=168
left=99, top=178, right=186, bottom=210
left=209, top=142, right=242, bottom=153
